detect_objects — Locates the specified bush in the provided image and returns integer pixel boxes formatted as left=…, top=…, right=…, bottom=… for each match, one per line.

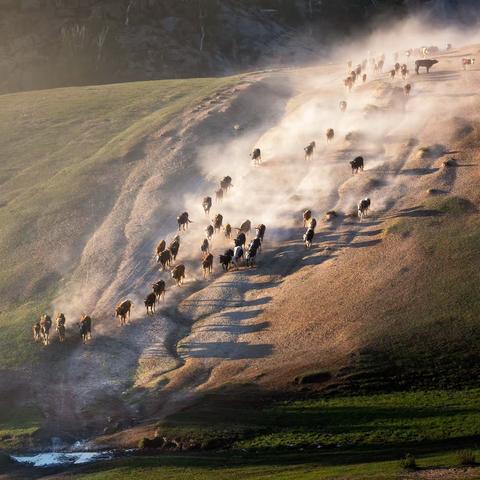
left=399, top=453, right=417, bottom=470
left=457, top=449, right=476, bottom=466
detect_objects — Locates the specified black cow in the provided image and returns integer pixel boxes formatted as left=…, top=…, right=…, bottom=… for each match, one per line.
left=350, top=156, right=364, bottom=174
left=415, top=59, right=438, bottom=74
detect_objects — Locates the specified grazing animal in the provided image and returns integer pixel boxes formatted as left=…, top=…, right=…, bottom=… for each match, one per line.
left=404, top=83, right=412, bottom=96
left=220, top=249, right=234, bottom=271
left=201, top=238, right=209, bottom=255
left=303, top=209, right=312, bottom=227
left=304, top=141, right=316, bottom=161
left=56, top=313, right=66, bottom=342
left=220, top=176, right=233, bottom=191
left=355, top=64, right=362, bottom=76
left=358, top=198, right=371, bottom=221
left=326, top=128, right=334, bottom=143
left=415, top=59, right=438, bottom=74
left=350, top=156, right=364, bottom=174
left=224, top=223, right=232, bottom=239
left=202, top=253, right=214, bottom=278
left=339, top=100, right=347, bottom=112
left=401, top=64, right=408, bottom=79
left=152, top=280, right=166, bottom=301
left=159, top=249, right=172, bottom=271
left=362, top=73, right=367, bottom=83
left=213, top=213, right=223, bottom=232
left=156, top=240, right=166, bottom=261
left=202, top=196, right=212, bottom=215
left=169, top=236, right=180, bottom=261
left=177, top=211, right=192, bottom=231
left=40, top=314, right=52, bottom=346
left=256, top=224, right=266, bottom=242
left=303, top=228, right=314, bottom=248
left=33, top=322, right=41, bottom=342
left=172, top=264, right=186, bottom=286
left=390, top=69, right=396, bottom=79
left=238, top=219, right=251, bottom=235
left=232, top=245, right=244, bottom=268
left=144, top=292, right=157, bottom=315
left=235, top=232, right=246, bottom=248
left=350, top=71, right=357, bottom=83
left=215, top=188, right=224, bottom=202
left=395, top=62, right=401, bottom=72
left=205, top=224, right=214, bottom=240
left=79, top=315, right=92, bottom=343
left=462, top=57, right=475, bottom=70
left=251, top=148, right=262, bottom=166
left=115, top=300, right=132, bottom=326
left=344, top=76, right=353, bottom=91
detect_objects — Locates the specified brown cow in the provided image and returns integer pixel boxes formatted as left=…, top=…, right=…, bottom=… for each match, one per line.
left=201, top=238, right=209, bottom=255
left=79, top=315, right=92, bottom=343
left=326, top=128, right=334, bottom=143
left=404, top=84, right=412, bottom=97
left=155, top=240, right=166, bottom=261
left=40, top=314, right=52, bottom=346
left=144, top=292, right=157, bottom=315
left=177, top=212, right=192, bottom=231
left=202, top=253, right=214, bottom=278
left=238, top=220, right=251, bottom=235
left=224, top=223, right=232, bottom=239
left=159, top=249, right=172, bottom=271
left=213, top=213, right=223, bottom=232
left=56, top=313, right=66, bottom=342
left=205, top=224, right=214, bottom=240
left=304, top=141, right=316, bottom=161
left=169, top=236, right=180, bottom=261
left=152, top=280, right=166, bottom=301
left=303, top=209, right=312, bottom=227
left=172, top=264, right=186, bottom=286
left=339, top=100, right=347, bottom=112
left=32, top=321, right=41, bottom=342
left=115, top=300, right=132, bottom=326
left=215, top=188, right=224, bottom=202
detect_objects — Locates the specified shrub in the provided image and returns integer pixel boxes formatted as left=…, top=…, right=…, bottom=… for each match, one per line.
left=457, top=449, right=476, bottom=466
left=399, top=453, right=417, bottom=470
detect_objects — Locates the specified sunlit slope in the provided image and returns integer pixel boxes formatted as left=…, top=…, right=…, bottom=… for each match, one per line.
left=0, top=76, right=243, bottom=367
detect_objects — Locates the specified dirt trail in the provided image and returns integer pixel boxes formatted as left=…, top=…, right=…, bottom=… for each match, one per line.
left=39, top=45, right=480, bottom=445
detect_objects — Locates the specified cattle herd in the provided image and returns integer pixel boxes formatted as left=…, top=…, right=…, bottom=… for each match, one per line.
left=32, top=42, right=474, bottom=347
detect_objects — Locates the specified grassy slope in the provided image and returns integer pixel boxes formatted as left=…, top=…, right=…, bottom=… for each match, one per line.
left=0, top=75, right=243, bottom=368
left=59, top=449, right=480, bottom=480
left=0, top=405, right=43, bottom=449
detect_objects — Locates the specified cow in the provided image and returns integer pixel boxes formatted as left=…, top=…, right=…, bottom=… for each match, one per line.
left=395, top=62, right=401, bottom=73
left=220, top=249, right=234, bottom=271
left=202, top=196, right=212, bottom=215
left=238, top=219, right=251, bottom=235
left=326, top=128, right=334, bottom=143
left=202, top=253, right=214, bottom=278
left=358, top=198, right=371, bottom=221
left=224, top=223, right=232, bottom=239
left=155, top=240, right=166, bottom=262
left=215, top=188, right=224, bottom=202
left=213, top=213, right=223, bottom=232
left=251, top=148, right=262, bottom=166
left=256, top=224, right=266, bottom=242
left=177, top=211, right=192, bottom=231
left=344, top=76, right=353, bottom=91
left=56, top=313, right=66, bottom=342
left=205, top=224, right=214, bottom=240
left=350, top=71, right=357, bottom=83
left=144, top=292, right=157, bottom=315
left=462, top=57, right=475, bottom=70
left=401, top=64, right=408, bottom=80
left=32, top=321, right=41, bottom=342
left=79, top=315, right=92, bottom=343
left=245, top=244, right=259, bottom=267
left=235, top=232, right=246, bottom=248
left=201, top=238, right=209, bottom=255
left=303, top=209, right=312, bottom=227
left=248, top=237, right=262, bottom=257
left=415, top=59, right=438, bottom=74
left=152, top=280, right=166, bottom=301
left=220, top=176, right=233, bottom=191
left=169, top=236, right=180, bottom=261
left=40, top=314, right=52, bottom=346
left=159, top=249, right=172, bottom=271
left=172, top=264, right=186, bottom=286
left=232, top=245, right=244, bottom=269
left=340, top=100, right=347, bottom=112
left=390, top=69, right=396, bottom=79
left=309, top=218, right=317, bottom=231
left=362, top=73, right=367, bottom=83
left=377, top=59, right=384, bottom=72
left=355, top=64, right=362, bottom=76
left=303, top=228, right=314, bottom=248
left=304, top=141, right=316, bottom=161
left=115, top=300, right=132, bottom=326
left=404, top=83, right=412, bottom=97
left=350, top=156, right=364, bottom=174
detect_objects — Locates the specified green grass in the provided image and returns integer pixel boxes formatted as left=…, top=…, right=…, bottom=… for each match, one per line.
left=0, top=75, right=245, bottom=367
left=0, top=404, right=43, bottom=449
left=56, top=449, right=480, bottom=480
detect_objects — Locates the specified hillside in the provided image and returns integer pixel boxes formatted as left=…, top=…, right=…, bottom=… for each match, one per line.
left=2, top=19, right=480, bottom=480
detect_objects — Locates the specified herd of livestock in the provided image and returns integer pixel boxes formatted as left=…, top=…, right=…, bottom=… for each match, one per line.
left=32, top=43, right=473, bottom=347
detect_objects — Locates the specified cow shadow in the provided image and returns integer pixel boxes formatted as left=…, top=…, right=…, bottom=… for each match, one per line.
left=180, top=341, right=273, bottom=359
left=399, top=167, right=439, bottom=176
left=201, top=321, right=271, bottom=335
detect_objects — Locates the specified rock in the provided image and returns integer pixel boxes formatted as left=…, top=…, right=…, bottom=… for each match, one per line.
left=443, top=158, right=457, bottom=167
